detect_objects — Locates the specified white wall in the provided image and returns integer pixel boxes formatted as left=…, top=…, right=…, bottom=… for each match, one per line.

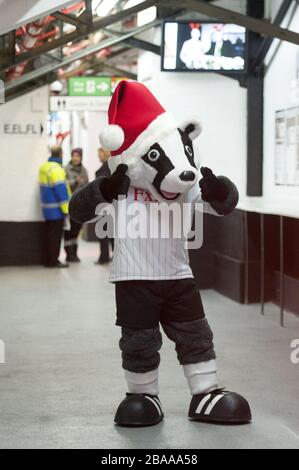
left=138, top=40, right=247, bottom=199
left=49, top=107, right=108, bottom=183
left=67, top=110, right=108, bottom=180
left=0, top=85, right=108, bottom=223
left=0, top=86, right=49, bottom=221
left=263, top=4, right=299, bottom=204
left=80, top=111, right=108, bottom=179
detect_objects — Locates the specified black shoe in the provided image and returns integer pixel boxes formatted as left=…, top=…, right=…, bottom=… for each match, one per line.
left=66, top=254, right=80, bottom=263
left=65, top=246, right=80, bottom=263
left=188, top=388, right=252, bottom=424
left=73, top=245, right=81, bottom=262
left=114, top=393, right=164, bottom=427
left=46, top=260, right=69, bottom=268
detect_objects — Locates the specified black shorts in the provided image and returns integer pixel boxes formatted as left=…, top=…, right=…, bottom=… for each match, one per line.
left=115, top=278, right=205, bottom=329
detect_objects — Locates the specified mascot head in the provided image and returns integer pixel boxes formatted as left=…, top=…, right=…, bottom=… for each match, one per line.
left=99, top=80, right=202, bottom=202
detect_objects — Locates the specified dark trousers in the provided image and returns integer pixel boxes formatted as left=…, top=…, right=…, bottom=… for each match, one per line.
left=99, top=237, right=114, bottom=262
left=44, top=219, right=64, bottom=266
left=116, top=279, right=216, bottom=373
left=64, top=220, right=82, bottom=248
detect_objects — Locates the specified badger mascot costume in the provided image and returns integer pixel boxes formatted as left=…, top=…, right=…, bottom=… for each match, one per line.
left=69, top=80, right=251, bottom=427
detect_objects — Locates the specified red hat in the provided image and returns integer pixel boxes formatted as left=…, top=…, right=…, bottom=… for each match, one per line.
left=99, top=80, right=177, bottom=172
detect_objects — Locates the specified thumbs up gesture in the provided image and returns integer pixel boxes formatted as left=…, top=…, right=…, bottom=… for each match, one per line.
left=100, top=164, right=130, bottom=202
left=199, top=167, right=229, bottom=203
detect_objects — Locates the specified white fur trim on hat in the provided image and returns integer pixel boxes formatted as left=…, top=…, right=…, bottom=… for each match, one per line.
left=108, top=112, right=178, bottom=173
left=99, top=124, right=124, bottom=151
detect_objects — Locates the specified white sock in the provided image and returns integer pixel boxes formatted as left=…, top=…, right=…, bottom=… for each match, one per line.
left=124, top=368, right=159, bottom=395
left=183, top=359, right=218, bottom=395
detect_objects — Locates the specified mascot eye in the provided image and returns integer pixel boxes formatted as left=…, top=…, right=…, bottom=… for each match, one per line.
left=185, top=145, right=193, bottom=156
left=148, top=149, right=160, bottom=162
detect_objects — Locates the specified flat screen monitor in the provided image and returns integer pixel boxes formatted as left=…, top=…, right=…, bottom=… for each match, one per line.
left=162, top=21, right=247, bottom=72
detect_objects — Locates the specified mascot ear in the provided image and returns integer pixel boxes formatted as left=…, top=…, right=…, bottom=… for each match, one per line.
left=179, top=119, right=202, bottom=141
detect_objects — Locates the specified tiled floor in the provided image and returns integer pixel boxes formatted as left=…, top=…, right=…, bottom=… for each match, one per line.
left=0, top=241, right=298, bottom=449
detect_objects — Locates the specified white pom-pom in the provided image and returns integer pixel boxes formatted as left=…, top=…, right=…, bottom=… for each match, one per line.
left=99, top=124, right=124, bottom=151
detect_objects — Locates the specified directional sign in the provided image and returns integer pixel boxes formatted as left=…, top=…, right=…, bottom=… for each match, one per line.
left=49, top=96, right=110, bottom=112
left=68, top=77, right=112, bottom=97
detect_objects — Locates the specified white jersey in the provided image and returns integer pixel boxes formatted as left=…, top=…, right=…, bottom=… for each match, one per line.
left=104, top=184, right=218, bottom=282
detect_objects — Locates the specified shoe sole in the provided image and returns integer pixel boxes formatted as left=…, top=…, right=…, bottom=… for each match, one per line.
left=189, top=415, right=251, bottom=424
left=115, top=415, right=164, bottom=428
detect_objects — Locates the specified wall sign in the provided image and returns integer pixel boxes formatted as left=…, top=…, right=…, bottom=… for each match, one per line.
left=50, top=95, right=110, bottom=112
left=67, top=76, right=129, bottom=97
left=68, top=77, right=112, bottom=97
left=275, top=107, right=299, bottom=186
left=1, top=121, right=44, bottom=136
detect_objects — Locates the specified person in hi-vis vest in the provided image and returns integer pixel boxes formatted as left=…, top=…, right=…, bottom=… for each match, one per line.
left=39, top=145, right=71, bottom=268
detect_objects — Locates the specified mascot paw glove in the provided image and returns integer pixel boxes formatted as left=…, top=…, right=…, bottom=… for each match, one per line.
left=100, top=164, right=130, bottom=202
left=199, top=167, right=229, bottom=203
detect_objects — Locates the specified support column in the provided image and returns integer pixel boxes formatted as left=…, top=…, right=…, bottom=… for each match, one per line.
left=246, top=0, right=264, bottom=196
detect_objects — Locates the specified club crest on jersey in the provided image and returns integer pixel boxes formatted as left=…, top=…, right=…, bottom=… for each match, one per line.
left=133, top=188, right=157, bottom=202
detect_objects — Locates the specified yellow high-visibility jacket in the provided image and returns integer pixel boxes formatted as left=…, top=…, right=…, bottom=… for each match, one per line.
left=39, top=157, right=71, bottom=220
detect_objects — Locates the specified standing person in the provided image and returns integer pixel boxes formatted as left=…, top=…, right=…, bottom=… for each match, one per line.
left=69, top=80, right=251, bottom=427
left=180, top=26, right=206, bottom=69
left=39, top=145, right=71, bottom=268
left=95, top=147, right=114, bottom=264
left=64, top=148, right=89, bottom=262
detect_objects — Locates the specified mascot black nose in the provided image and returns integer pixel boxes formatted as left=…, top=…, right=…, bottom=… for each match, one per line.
left=179, top=171, right=196, bottom=182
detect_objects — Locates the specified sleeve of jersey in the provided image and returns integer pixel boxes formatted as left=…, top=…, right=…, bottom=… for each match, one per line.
left=69, top=177, right=110, bottom=224
left=188, top=178, right=239, bottom=216
left=49, top=167, right=70, bottom=215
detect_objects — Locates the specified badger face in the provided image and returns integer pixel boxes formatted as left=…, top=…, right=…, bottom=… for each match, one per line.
left=127, top=121, right=202, bottom=202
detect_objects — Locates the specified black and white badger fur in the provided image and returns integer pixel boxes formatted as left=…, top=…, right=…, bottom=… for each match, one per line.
left=119, top=121, right=202, bottom=202
left=69, top=117, right=251, bottom=428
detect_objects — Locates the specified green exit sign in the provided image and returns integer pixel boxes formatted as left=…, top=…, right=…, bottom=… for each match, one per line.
left=68, top=77, right=112, bottom=96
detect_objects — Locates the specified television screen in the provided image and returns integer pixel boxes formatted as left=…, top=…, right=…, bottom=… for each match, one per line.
left=162, top=21, right=247, bottom=72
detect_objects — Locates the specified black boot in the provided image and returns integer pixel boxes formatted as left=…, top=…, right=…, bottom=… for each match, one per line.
left=65, top=246, right=72, bottom=262
left=65, top=245, right=80, bottom=263
left=114, top=393, right=164, bottom=427
left=73, top=244, right=80, bottom=262
left=188, top=388, right=252, bottom=424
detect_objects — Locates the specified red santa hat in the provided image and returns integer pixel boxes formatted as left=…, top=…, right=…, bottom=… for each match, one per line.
left=99, top=80, right=178, bottom=172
